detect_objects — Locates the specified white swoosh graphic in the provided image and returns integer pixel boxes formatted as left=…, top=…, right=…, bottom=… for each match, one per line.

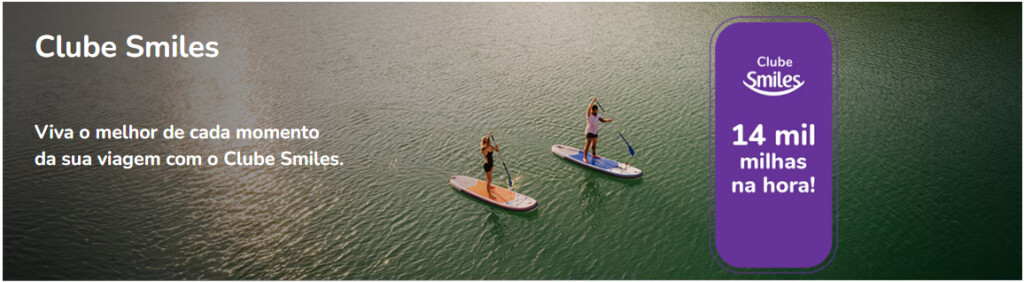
left=743, top=80, right=804, bottom=97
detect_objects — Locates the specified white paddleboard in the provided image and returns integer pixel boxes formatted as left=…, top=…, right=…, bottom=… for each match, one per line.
left=551, top=145, right=642, bottom=178
left=449, top=176, right=538, bottom=212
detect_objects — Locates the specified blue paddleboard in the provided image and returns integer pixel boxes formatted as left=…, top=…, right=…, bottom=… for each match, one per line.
left=551, top=145, right=642, bottom=178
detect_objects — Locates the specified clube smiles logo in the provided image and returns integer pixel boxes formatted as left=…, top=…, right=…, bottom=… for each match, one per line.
left=742, top=56, right=803, bottom=97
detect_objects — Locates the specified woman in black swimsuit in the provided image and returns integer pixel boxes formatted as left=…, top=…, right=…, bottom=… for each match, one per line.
left=481, top=132, right=500, bottom=197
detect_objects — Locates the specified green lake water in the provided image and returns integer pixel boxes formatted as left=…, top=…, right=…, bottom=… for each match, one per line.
left=3, top=3, right=1020, bottom=279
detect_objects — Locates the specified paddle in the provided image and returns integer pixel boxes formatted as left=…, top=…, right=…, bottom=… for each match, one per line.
left=593, top=100, right=635, bottom=157
left=488, top=132, right=514, bottom=187
left=617, top=131, right=635, bottom=156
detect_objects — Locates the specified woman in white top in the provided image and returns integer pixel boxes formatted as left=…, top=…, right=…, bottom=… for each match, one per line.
left=584, top=97, right=612, bottom=163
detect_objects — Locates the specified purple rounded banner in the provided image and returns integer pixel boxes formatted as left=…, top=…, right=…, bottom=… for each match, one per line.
left=711, top=19, right=835, bottom=272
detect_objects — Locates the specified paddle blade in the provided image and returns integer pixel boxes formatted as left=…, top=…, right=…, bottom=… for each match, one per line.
left=618, top=131, right=635, bottom=156
left=502, top=163, right=513, bottom=186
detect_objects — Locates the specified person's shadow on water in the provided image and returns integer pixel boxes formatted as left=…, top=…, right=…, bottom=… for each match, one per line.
left=580, top=177, right=606, bottom=215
